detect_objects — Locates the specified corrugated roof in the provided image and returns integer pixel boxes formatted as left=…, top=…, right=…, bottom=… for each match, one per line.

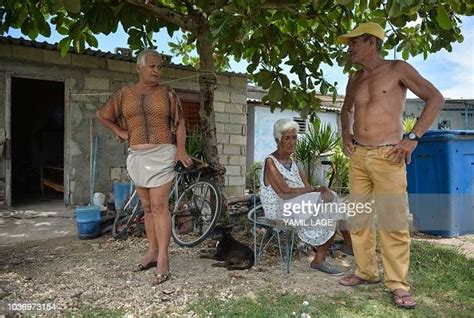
left=0, top=36, right=246, bottom=77
left=247, top=98, right=342, bottom=113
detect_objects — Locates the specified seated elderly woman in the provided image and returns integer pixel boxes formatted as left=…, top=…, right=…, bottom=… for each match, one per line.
left=260, top=118, right=353, bottom=275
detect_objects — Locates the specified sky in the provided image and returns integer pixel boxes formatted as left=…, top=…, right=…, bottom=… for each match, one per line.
left=6, top=16, right=474, bottom=99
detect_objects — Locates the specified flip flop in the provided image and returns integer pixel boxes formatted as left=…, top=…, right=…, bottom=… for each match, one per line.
left=133, top=261, right=157, bottom=272
left=392, top=289, right=417, bottom=309
left=152, top=273, right=170, bottom=285
left=339, top=274, right=381, bottom=286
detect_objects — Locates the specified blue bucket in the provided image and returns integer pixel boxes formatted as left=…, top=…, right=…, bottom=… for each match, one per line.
left=76, top=206, right=101, bottom=239
left=114, top=181, right=137, bottom=211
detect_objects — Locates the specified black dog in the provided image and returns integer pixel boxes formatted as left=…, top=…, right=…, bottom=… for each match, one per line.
left=200, top=225, right=254, bottom=270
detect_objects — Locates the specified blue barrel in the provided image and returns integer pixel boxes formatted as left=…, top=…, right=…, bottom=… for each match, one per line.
left=114, top=181, right=133, bottom=211
left=407, top=130, right=474, bottom=237
left=114, top=181, right=139, bottom=211
left=76, top=206, right=101, bottom=239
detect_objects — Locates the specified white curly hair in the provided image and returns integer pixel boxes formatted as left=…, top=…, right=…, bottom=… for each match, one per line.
left=273, top=118, right=300, bottom=142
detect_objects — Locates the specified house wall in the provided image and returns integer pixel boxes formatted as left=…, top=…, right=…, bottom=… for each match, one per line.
left=405, top=99, right=474, bottom=130
left=0, top=42, right=247, bottom=206
left=250, top=105, right=339, bottom=164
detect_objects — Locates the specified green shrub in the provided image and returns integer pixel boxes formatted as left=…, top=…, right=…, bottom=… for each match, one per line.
left=327, top=144, right=349, bottom=194
left=186, top=127, right=204, bottom=159
left=246, top=161, right=263, bottom=193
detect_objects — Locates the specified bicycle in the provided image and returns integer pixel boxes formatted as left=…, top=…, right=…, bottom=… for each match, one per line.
left=112, top=157, right=224, bottom=247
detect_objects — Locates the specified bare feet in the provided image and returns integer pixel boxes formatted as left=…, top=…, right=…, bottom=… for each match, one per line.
left=156, top=254, right=170, bottom=277
left=140, top=249, right=158, bottom=267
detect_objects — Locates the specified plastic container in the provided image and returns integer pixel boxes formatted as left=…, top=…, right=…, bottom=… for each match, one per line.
left=113, top=181, right=137, bottom=211
left=92, top=192, right=105, bottom=207
left=76, top=206, right=101, bottom=239
left=407, top=130, right=474, bottom=237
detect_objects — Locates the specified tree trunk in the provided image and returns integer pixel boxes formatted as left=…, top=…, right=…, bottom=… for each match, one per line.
left=195, top=15, right=226, bottom=188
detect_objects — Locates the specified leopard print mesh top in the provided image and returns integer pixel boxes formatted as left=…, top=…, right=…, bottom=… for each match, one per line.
left=98, top=85, right=184, bottom=146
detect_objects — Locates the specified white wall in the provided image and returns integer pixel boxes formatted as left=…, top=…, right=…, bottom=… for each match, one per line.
left=252, top=105, right=339, bottom=163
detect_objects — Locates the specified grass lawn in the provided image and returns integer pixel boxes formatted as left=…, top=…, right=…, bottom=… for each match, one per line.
left=186, top=241, right=474, bottom=317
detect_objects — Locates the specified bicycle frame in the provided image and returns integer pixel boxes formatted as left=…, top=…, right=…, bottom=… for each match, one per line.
left=113, top=160, right=221, bottom=244
left=120, top=168, right=204, bottom=221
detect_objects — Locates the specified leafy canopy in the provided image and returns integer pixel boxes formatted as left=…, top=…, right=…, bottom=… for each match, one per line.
left=1, top=0, right=472, bottom=116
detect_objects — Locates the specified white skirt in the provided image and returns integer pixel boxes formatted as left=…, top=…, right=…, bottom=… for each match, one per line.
left=126, top=144, right=176, bottom=188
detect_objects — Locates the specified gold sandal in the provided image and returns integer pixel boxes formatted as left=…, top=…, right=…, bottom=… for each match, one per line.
left=152, top=273, right=170, bottom=285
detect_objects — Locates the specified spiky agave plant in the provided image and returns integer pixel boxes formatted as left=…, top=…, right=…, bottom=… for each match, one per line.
left=403, top=117, right=417, bottom=134
left=295, top=120, right=340, bottom=185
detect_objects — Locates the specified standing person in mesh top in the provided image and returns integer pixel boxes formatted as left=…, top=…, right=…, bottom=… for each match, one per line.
left=96, top=49, right=192, bottom=285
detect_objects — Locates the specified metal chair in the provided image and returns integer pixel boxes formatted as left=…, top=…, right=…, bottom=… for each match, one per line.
left=249, top=160, right=337, bottom=274
left=249, top=167, right=296, bottom=274
left=250, top=204, right=296, bottom=273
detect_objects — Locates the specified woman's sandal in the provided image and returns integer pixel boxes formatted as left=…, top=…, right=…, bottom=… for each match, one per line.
left=133, top=261, right=157, bottom=272
left=392, top=289, right=417, bottom=309
left=152, top=273, right=170, bottom=285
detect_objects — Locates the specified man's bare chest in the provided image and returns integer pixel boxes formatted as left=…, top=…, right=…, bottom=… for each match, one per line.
left=352, top=71, right=403, bottom=103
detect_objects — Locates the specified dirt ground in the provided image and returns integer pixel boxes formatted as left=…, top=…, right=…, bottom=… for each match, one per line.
left=0, top=234, right=356, bottom=316
left=1, top=205, right=472, bottom=316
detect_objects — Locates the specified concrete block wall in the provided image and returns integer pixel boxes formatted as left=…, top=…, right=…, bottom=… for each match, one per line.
left=0, top=41, right=248, bottom=205
left=214, top=75, right=247, bottom=196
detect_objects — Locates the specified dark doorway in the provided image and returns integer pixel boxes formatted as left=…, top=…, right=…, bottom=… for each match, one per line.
left=11, top=77, right=65, bottom=205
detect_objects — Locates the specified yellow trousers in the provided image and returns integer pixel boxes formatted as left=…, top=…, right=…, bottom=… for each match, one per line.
left=349, top=145, right=411, bottom=291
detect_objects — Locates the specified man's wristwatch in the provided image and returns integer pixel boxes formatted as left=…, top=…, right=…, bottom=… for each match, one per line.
left=405, top=131, right=420, bottom=141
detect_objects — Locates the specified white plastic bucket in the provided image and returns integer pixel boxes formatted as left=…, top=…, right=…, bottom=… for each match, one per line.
left=92, top=192, right=106, bottom=207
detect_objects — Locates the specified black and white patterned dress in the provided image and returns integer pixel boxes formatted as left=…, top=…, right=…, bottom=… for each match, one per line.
left=260, top=155, right=347, bottom=246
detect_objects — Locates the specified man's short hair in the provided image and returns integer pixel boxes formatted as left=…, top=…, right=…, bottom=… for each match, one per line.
left=273, top=119, right=300, bottom=142
left=362, top=34, right=383, bottom=52
left=136, top=49, right=162, bottom=65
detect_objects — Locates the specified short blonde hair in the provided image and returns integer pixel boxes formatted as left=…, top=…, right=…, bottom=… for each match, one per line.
left=273, top=119, right=300, bottom=142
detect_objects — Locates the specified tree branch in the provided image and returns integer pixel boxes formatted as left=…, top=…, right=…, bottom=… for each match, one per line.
left=122, top=0, right=188, bottom=30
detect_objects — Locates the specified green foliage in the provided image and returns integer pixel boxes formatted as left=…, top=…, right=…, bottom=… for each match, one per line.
left=1, top=0, right=472, bottom=119
left=185, top=127, right=204, bottom=159
left=403, top=116, right=417, bottom=133
left=246, top=161, right=263, bottom=193
left=295, top=120, right=340, bottom=184
left=326, top=143, right=349, bottom=194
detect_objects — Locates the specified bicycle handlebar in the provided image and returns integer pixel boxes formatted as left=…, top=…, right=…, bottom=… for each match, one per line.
left=174, top=157, right=226, bottom=176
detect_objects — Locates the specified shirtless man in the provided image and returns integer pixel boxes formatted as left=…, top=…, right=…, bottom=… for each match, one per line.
left=336, top=23, right=444, bottom=309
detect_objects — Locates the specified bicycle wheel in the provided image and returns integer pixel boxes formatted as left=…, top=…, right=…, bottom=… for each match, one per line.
left=112, top=196, right=142, bottom=240
left=171, top=180, right=221, bottom=247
